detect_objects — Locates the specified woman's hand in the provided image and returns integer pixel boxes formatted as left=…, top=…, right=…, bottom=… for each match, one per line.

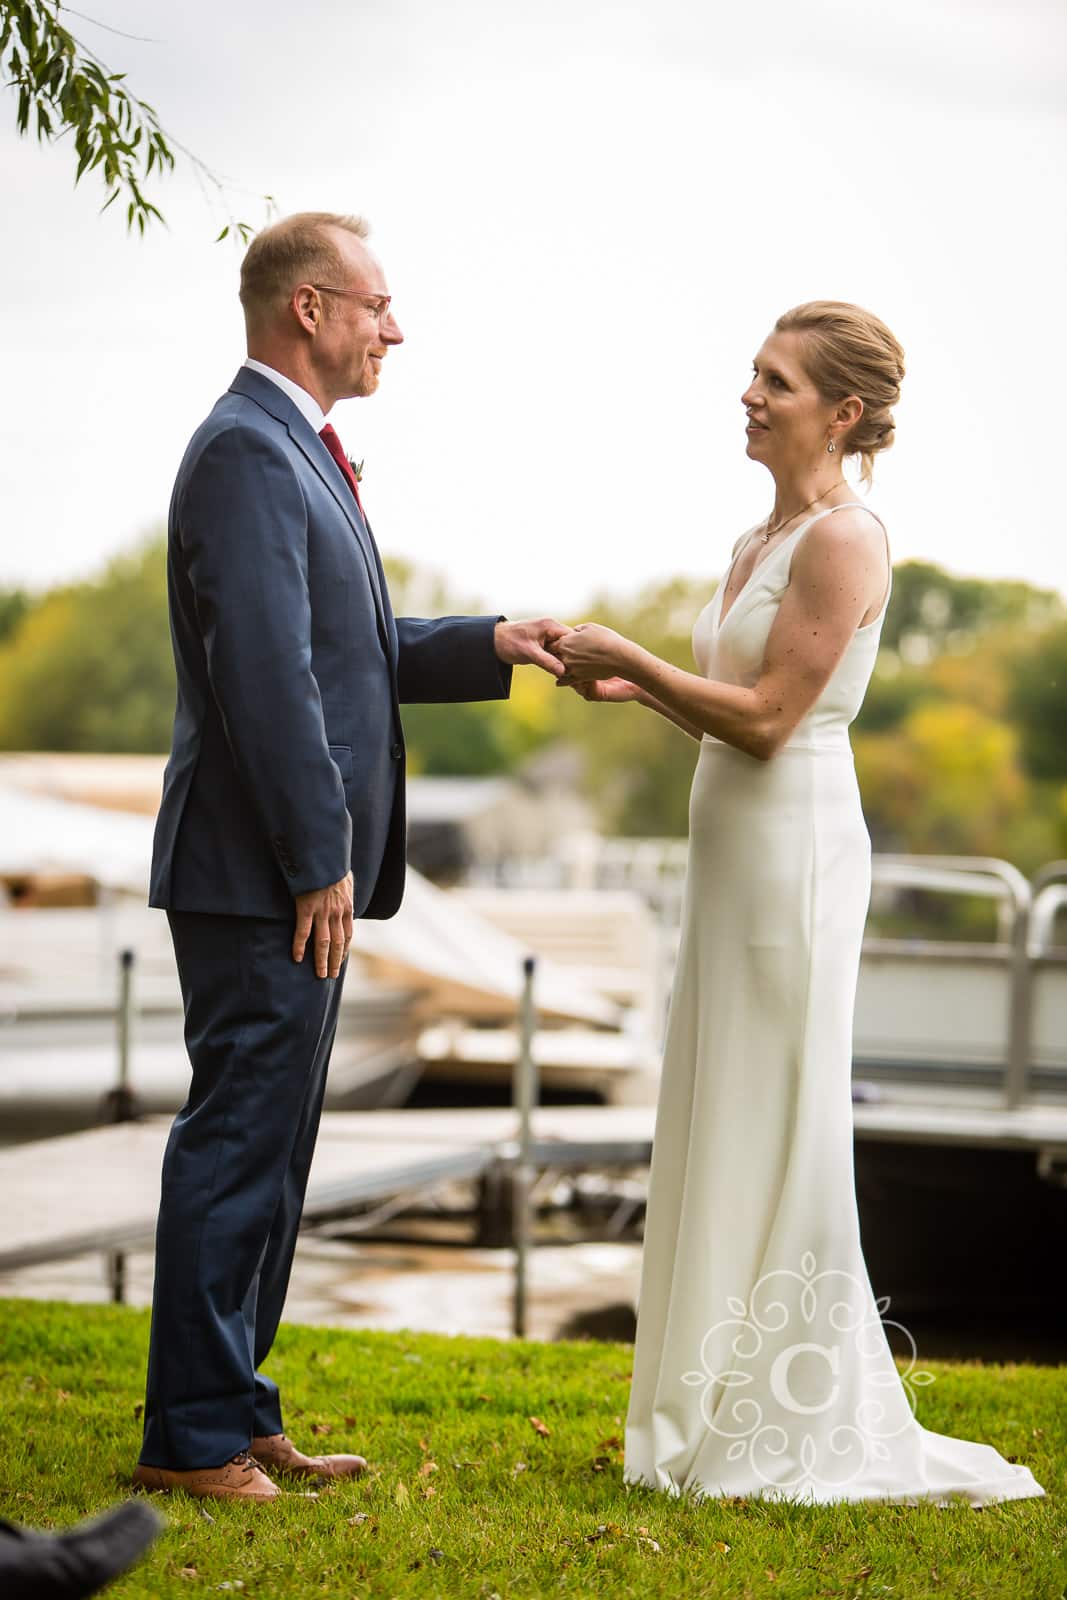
left=563, top=676, right=642, bottom=704
left=551, top=623, right=635, bottom=683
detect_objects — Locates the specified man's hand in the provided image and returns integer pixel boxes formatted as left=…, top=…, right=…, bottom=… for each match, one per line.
left=292, top=871, right=354, bottom=978
left=494, top=618, right=570, bottom=678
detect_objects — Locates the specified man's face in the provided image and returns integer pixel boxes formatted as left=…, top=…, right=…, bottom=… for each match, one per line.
left=311, top=232, right=404, bottom=400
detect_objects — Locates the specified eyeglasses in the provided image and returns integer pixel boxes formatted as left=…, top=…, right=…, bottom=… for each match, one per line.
left=309, top=284, right=393, bottom=320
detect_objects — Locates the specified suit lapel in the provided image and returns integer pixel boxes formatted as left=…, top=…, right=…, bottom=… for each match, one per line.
left=356, top=507, right=399, bottom=661
left=228, top=368, right=393, bottom=661
left=286, top=418, right=391, bottom=638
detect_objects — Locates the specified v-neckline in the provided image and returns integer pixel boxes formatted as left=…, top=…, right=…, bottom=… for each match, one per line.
left=716, top=519, right=809, bottom=632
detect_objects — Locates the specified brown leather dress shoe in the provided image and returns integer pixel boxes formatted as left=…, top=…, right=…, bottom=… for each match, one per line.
left=132, top=1451, right=280, bottom=1502
left=250, top=1432, right=368, bottom=1480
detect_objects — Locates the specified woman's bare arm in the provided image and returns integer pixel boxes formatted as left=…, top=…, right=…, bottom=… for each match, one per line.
left=571, top=677, right=705, bottom=739
left=557, top=511, right=889, bottom=760
left=635, top=688, right=706, bottom=740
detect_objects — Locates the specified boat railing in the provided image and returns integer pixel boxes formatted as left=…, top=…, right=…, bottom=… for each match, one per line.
left=864, top=855, right=1034, bottom=1109
left=1030, top=862, right=1067, bottom=956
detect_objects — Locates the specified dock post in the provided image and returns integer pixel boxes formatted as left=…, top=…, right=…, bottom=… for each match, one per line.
left=117, top=948, right=134, bottom=1109
left=106, top=948, right=137, bottom=1304
left=513, top=955, right=538, bottom=1339
left=1001, top=867, right=1038, bottom=1111
left=1005, top=897, right=1033, bottom=1111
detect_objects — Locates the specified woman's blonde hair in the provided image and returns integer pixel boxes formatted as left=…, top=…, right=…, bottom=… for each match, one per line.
left=775, top=301, right=905, bottom=487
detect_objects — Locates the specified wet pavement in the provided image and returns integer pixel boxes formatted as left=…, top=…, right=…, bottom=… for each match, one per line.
left=0, top=1234, right=644, bottom=1343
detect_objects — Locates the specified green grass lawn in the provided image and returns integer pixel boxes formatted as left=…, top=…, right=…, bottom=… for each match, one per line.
left=0, top=1299, right=1062, bottom=1599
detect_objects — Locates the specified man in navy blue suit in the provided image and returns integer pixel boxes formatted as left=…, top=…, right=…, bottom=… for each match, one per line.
left=134, top=211, right=568, bottom=1502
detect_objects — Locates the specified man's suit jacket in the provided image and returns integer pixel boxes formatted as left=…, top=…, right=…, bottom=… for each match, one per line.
left=149, top=366, right=511, bottom=921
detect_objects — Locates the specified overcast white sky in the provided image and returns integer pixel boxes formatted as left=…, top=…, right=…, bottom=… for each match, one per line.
left=2, top=0, right=1065, bottom=617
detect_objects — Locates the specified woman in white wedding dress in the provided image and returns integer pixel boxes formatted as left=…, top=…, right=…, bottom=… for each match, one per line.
left=553, top=302, right=1046, bottom=1507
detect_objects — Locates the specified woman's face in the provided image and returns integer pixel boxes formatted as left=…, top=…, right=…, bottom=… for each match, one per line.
left=741, top=329, right=847, bottom=473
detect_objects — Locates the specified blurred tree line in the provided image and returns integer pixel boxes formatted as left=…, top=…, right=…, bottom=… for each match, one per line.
left=1, top=531, right=1065, bottom=870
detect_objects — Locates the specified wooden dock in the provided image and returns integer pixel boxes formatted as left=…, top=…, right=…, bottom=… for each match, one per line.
left=2, top=1099, right=1067, bottom=1276
left=0, top=1111, right=502, bottom=1273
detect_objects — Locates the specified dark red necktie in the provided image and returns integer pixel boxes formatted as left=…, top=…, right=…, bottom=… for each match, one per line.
left=319, top=423, right=366, bottom=517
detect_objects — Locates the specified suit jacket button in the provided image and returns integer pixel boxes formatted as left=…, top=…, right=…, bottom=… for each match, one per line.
left=391, top=742, right=403, bottom=761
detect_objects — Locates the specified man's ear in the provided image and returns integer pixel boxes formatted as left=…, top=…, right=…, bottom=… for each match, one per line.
left=290, top=285, right=321, bottom=337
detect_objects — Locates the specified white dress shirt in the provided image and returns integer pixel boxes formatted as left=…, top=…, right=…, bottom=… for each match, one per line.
left=242, top=358, right=328, bottom=433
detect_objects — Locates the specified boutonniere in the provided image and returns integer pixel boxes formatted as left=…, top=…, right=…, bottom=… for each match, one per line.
left=348, top=457, right=364, bottom=482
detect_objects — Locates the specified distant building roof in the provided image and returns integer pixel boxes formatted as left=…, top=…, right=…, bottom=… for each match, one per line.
left=0, top=782, right=156, bottom=891
left=0, top=753, right=165, bottom=815
left=406, top=777, right=512, bottom=824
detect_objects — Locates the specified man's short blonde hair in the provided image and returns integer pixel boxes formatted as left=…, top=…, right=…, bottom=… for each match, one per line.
left=239, top=211, right=371, bottom=329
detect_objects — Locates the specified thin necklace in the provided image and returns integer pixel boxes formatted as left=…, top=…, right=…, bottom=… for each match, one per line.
left=760, top=481, right=847, bottom=544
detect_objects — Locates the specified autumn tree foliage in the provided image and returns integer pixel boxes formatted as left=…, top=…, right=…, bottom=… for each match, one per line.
left=0, top=537, right=1064, bottom=869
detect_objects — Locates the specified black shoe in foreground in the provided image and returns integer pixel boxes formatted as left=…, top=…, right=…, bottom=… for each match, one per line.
left=0, top=1499, right=164, bottom=1599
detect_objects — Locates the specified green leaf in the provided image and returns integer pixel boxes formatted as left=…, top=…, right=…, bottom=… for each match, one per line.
left=3, top=1, right=271, bottom=239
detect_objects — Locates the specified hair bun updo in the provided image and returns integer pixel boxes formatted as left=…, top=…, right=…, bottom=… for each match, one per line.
left=775, top=301, right=905, bottom=488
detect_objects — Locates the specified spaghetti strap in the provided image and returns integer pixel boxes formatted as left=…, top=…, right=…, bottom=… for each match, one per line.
left=801, top=502, right=887, bottom=535
left=731, top=522, right=763, bottom=558
left=719, top=506, right=890, bottom=634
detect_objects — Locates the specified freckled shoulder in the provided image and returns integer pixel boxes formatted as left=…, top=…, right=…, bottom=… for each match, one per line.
left=785, top=507, right=890, bottom=627
left=793, top=505, right=889, bottom=574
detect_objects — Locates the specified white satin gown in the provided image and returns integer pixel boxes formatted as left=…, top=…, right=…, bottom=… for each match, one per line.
left=623, top=505, right=1047, bottom=1506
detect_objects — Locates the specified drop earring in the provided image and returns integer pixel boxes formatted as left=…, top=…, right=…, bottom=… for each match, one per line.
left=827, top=438, right=836, bottom=454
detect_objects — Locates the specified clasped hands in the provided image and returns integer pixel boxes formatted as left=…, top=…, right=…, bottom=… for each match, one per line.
left=494, top=617, right=641, bottom=703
